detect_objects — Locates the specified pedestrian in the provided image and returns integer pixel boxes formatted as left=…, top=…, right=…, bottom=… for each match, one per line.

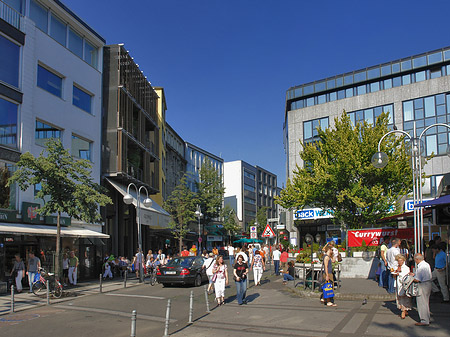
left=146, top=249, right=153, bottom=262
left=322, top=246, right=336, bottom=307
left=212, top=255, right=228, bottom=306
left=227, top=244, right=235, bottom=266
left=379, top=236, right=390, bottom=287
left=280, top=249, right=288, bottom=273
left=103, top=261, right=113, bottom=279
left=272, top=246, right=281, bottom=275
left=202, top=253, right=216, bottom=294
left=392, top=254, right=412, bottom=319
left=181, top=246, right=190, bottom=257
left=282, top=260, right=295, bottom=285
left=68, top=251, right=79, bottom=286
left=156, top=249, right=166, bottom=265
left=251, top=250, right=265, bottom=286
left=212, top=246, right=219, bottom=257
left=10, top=254, right=25, bottom=293
left=62, top=253, right=69, bottom=286
left=263, top=245, right=270, bottom=264
left=134, top=249, right=144, bottom=278
left=424, top=240, right=435, bottom=270
left=233, top=254, right=248, bottom=305
left=386, top=238, right=401, bottom=294
left=190, top=244, right=197, bottom=256
left=410, top=253, right=432, bottom=326
left=26, top=252, right=41, bottom=292
left=431, top=243, right=449, bottom=302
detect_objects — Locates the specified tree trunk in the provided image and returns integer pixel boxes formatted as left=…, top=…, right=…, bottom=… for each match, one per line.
left=179, top=236, right=183, bottom=255
left=55, top=211, right=61, bottom=278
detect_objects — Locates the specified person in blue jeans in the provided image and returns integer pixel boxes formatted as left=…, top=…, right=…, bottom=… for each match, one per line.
left=272, top=247, right=281, bottom=276
left=378, top=236, right=390, bottom=288
left=233, top=255, right=248, bottom=305
left=282, top=261, right=295, bottom=284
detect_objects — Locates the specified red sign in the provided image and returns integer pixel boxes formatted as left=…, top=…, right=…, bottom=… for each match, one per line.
left=261, top=224, right=276, bottom=237
left=348, top=228, right=414, bottom=247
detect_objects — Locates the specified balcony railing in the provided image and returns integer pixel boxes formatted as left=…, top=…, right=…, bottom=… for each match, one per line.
left=0, top=0, right=22, bottom=31
left=127, top=161, right=143, bottom=182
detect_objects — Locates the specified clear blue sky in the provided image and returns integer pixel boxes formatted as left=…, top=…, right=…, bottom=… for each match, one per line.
left=64, top=0, right=450, bottom=185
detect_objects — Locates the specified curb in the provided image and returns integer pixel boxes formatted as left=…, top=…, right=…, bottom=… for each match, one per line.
left=284, top=287, right=396, bottom=301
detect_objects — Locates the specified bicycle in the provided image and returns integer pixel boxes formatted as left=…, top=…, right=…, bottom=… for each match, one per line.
left=144, top=266, right=158, bottom=286
left=32, top=268, right=63, bottom=298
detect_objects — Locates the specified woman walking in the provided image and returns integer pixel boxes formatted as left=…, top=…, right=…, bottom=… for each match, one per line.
left=392, top=254, right=412, bottom=319
left=10, top=254, right=25, bottom=293
left=322, top=246, right=336, bottom=306
left=251, top=250, right=265, bottom=286
left=212, top=255, right=228, bottom=306
left=233, top=254, right=248, bottom=305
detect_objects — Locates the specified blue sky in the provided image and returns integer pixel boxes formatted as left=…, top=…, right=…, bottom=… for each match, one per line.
left=64, top=0, right=450, bottom=185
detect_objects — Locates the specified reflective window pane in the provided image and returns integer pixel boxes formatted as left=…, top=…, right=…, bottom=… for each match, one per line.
left=370, top=82, right=380, bottom=92
left=424, top=96, right=435, bottom=117
left=444, top=49, right=450, bottom=61
left=318, top=94, right=326, bottom=104
left=415, top=109, right=424, bottom=120
left=320, top=117, right=329, bottom=130
left=402, top=74, right=411, bottom=85
left=426, top=134, right=437, bottom=156
left=329, top=92, right=337, bottom=101
left=344, top=74, right=353, bottom=85
left=84, top=40, right=98, bottom=68
left=428, top=52, right=443, bottom=64
left=364, top=109, right=374, bottom=125
left=337, top=90, right=345, bottom=100
left=436, top=104, right=446, bottom=116
left=381, top=64, right=391, bottom=76
left=345, top=88, right=353, bottom=97
left=327, top=79, right=335, bottom=89
left=0, top=97, right=18, bottom=147
left=72, top=135, right=92, bottom=161
left=392, top=63, right=400, bottom=73
left=303, top=121, right=312, bottom=139
left=403, top=101, right=414, bottom=121
left=68, top=28, right=83, bottom=58
left=0, top=35, right=20, bottom=88
left=401, top=60, right=412, bottom=71
left=306, top=97, right=314, bottom=106
left=50, top=14, right=66, bottom=46
left=436, top=94, right=445, bottom=105
left=335, top=76, right=343, bottom=87
left=348, top=112, right=355, bottom=125
left=367, top=67, right=380, bottom=79
left=30, top=0, right=48, bottom=32
left=357, top=85, right=366, bottom=95
left=413, top=55, right=427, bottom=68
left=430, top=69, right=442, bottom=79
left=303, top=84, right=313, bottom=95
left=415, top=71, right=426, bottom=82
left=315, top=81, right=326, bottom=92
left=37, top=65, right=62, bottom=97
left=354, top=71, right=366, bottom=82
left=414, top=98, right=423, bottom=109
left=73, top=86, right=92, bottom=113
left=384, top=78, right=392, bottom=89
left=35, top=120, right=61, bottom=146
left=393, top=76, right=401, bottom=87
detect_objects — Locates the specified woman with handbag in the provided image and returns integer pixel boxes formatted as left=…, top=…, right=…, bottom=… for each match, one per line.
left=212, top=255, right=228, bottom=306
left=233, top=254, right=249, bottom=305
left=323, top=246, right=336, bottom=307
left=250, top=250, right=265, bottom=286
left=392, top=254, right=412, bottom=319
left=10, top=254, right=25, bottom=293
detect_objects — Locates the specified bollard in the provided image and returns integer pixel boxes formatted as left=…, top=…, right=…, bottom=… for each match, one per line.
left=99, top=274, right=103, bottom=293
left=163, top=299, right=171, bottom=337
left=46, top=280, right=50, bottom=305
left=204, top=285, right=210, bottom=313
left=188, top=290, right=194, bottom=324
left=10, top=285, right=14, bottom=313
left=130, top=310, right=137, bottom=337
left=124, top=271, right=127, bottom=288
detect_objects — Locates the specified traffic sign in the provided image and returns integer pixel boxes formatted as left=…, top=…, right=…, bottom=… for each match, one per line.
left=261, top=224, right=276, bottom=237
left=250, top=232, right=257, bottom=239
left=250, top=226, right=257, bottom=233
left=198, top=237, right=202, bottom=243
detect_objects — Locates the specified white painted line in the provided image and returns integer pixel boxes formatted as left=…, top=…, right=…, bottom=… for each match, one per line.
left=106, top=293, right=165, bottom=300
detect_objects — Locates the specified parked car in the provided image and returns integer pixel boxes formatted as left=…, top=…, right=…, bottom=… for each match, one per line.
left=156, top=256, right=208, bottom=287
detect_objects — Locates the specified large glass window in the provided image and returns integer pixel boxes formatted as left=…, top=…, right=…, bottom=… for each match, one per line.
left=71, top=134, right=92, bottom=161
left=30, top=0, right=48, bottom=32
left=243, top=183, right=255, bottom=193
left=243, top=169, right=255, bottom=180
left=37, top=65, right=62, bottom=97
left=84, top=40, right=98, bottom=68
left=244, top=196, right=256, bottom=205
left=50, top=14, right=66, bottom=46
left=73, top=86, right=92, bottom=113
left=0, top=35, right=20, bottom=88
left=0, top=97, right=18, bottom=147
left=35, top=120, right=61, bottom=146
left=348, top=104, right=394, bottom=128
left=68, top=28, right=83, bottom=58
left=303, top=117, right=329, bottom=143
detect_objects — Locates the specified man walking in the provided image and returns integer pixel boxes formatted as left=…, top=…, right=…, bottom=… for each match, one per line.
left=26, top=252, right=41, bottom=292
left=411, top=253, right=432, bottom=326
left=68, top=251, right=79, bottom=286
left=386, top=238, right=400, bottom=294
left=228, top=244, right=235, bottom=267
left=379, top=236, right=390, bottom=288
left=272, top=246, right=281, bottom=276
left=431, top=242, right=449, bottom=302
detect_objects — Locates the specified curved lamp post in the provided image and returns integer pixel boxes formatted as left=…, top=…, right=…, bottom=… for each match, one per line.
left=372, top=122, right=450, bottom=255
left=123, top=183, right=152, bottom=283
left=195, top=205, right=203, bottom=254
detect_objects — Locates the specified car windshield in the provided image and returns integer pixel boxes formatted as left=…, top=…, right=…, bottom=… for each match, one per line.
left=166, top=257, right=195, bottom=268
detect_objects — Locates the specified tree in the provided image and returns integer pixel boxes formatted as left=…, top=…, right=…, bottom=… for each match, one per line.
left=7, top=139, right=112, bottom=276
left=221, top=204, right=240, bottom=243
left=256, top=206, right=269, bottom=234
left=164, top=175, right=197, bottom=254
left=0, top=167, right=10, bottom=208
left=277, top=112, right=412, bottom=229
left=196, top=158, right=225, bottom=226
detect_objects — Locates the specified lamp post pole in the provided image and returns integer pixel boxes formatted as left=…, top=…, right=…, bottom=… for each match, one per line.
left=372, top=122, right=450, bottom=255
left=195, top=205, right=203, bottom=255
left=123, top=183, right=153, bottom=283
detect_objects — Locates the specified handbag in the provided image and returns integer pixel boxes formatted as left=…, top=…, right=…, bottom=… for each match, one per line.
left=211, top=273, right=218, bottom=282
left=322, top=282, right=334, bottom=298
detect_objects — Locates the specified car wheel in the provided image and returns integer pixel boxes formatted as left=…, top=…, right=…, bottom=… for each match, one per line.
left=194, top=274, right=202, bottom=287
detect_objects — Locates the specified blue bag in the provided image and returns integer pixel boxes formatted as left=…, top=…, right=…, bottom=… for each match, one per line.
left=34, top=273, right=41, bottom=283
left=322, top=282, right=334, bottom=299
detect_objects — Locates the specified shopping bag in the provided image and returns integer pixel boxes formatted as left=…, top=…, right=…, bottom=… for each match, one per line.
left=322, top=282, right=334, bottom=298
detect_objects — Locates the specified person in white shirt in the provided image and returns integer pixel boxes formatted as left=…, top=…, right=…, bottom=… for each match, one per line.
left=227, top=244, right=235, bottom=267
left=272, top=247, right=281, bottom=275
left=385, top=238, right=400, bottom=294
left=202, top=253, right=216, bottom=293
left=411, top=253, right=432, bottom=326
left=263, top=245, right=270, bottom=264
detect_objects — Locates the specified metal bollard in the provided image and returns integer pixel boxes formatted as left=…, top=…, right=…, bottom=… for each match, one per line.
left=99, top=274, right=103, bottom=293
left=163, top=299, right=171, bottom=337
left=10, top=285, right=14, bottom=313
left=46, top=280, right=50, bottom=305
left=130, top=310, right=137, bottom=337
left=188, top=290, right=194, bottom=324
left=204, top=285, right=210, bottom=313
left=124, top=271, right=127, bottom=288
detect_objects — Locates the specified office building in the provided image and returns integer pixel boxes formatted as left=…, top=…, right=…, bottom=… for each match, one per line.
left=153, top=87, right=167, bottom=206
left=165, top=123, right=186, bottom=197
left=256, top=166, right=278, bottom=219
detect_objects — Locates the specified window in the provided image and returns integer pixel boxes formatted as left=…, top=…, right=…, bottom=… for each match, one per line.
left=303, top=117, right=329, bottom=143
left=0, top=97, right=18, bottom=147
left=30, top=0, right=48, bottom=32
left=243, top=169, right=255, bottom=180
left=50, top=14, right=66, bottom=46
left=72, top=134, right=92, bottom=161
left=35, top=120, right=61, bottom=146
left=84, top=40, right=98, bottom=68
left=243, top=183, right=255, bottom=193
left=244, top=196, right=256, bottom=205
left=37, top=65, right=62, bottom=97
left=370, top=82, right=380, bottom=93
left=0, top=34, right=20, bottom=88
left=415, top=71, right=426, bottom=82
left=68, top=28, right=83, bottom=58
left=73, top=86, right=92, bottom=113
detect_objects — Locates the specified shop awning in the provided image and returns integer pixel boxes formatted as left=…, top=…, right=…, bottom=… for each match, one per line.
left=106, top=178, right=171, bottom=229
left=414, top=194, right=450, bottom=208
left=0, top=223, right=110, bottom=238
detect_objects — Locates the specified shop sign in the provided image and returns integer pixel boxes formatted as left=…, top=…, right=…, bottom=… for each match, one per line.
left=294, top=208, right=333, bottom=220
left=348, top=228, right=414, bottom=247
left=0, top=209, right=20, bottom=222
left=404, top=199, right=432, bottom=211
left=207, top=235, right=222, bottom=242
left=44, top=216, right=71, bottom=227
left=21, top=202, right=42, bottom=224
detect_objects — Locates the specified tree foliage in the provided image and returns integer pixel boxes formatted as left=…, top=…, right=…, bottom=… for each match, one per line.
left=221, top=204, right=240, bottom=235
left=277, top=112, right=412, bottom=229
left=164, top=175, right=197, bottom=254
left=256, top=206, right=269, bottom=234
left=196, top=158, right=225, bottom=225
left=0, top=167, right=10, bottom=209
left=7, top=139, right=112, bottom=275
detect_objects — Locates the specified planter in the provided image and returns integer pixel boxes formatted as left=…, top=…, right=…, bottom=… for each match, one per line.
left=352, top=251, right=375, bottom=258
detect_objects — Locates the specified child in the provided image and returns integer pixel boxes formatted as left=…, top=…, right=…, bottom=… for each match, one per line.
left=103, top=262, right=113, bottom=280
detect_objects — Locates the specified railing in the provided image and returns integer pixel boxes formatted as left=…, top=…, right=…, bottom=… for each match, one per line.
left=127, top=161, right=143, bottom=181
left=0, top=0, right=22, bottom=31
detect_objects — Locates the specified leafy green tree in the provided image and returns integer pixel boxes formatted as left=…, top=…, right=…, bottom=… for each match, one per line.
left=164, top=175, right=197, bottom=254
left=277, top=112, right=412, bottom=229
left=221, top=204, right=240, bottom=243
left=7, top=139, right=112, bottom=276
left=256, top=206, right=269, bottom=234
left=196, top=158, right=225, bottom=225
left=0, top=167, right=11, bottom=209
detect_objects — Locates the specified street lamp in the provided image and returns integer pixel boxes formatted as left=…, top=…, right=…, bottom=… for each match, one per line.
left=123, top=183, right=152, bottom=283
left=372, top=121, right=450, bottom=255
left=195, top=205, right=203, bottom=254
